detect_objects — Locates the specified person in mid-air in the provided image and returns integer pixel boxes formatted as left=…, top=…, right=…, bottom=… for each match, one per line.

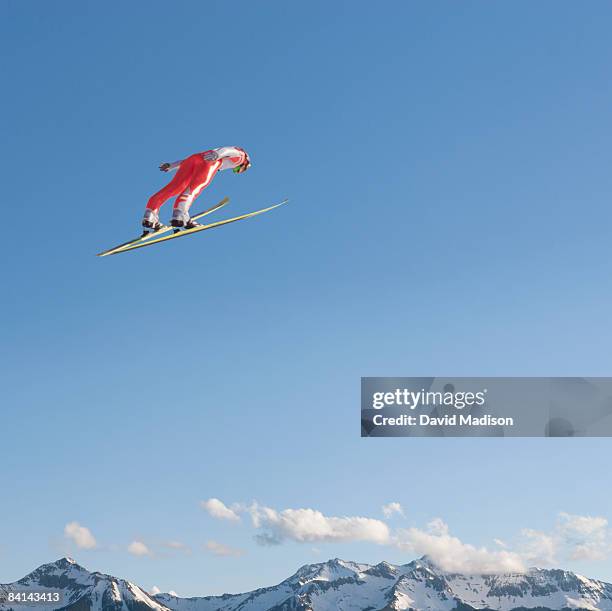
left=142, top=146, right=251, bottom=230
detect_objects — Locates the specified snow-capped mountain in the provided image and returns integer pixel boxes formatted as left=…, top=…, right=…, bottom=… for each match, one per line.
left=4, top=557, right=612, bottom=611
left=0, top=557, right=170, bottom=611
left=154, top=558, right=612, bottom=611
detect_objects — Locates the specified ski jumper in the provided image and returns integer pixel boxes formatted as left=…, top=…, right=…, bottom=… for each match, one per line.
left=146, top=147, right=249, bottom=215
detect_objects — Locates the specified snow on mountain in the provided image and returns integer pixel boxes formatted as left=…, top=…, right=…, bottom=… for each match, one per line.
left=0, top=557, right=170, bottom=611
left=155, top=557, right=612, bottom=611
left=4, top=556, right=612, bottom=611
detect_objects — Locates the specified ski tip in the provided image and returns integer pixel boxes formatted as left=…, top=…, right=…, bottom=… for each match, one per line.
left=262, top=199, right=289, bottom=213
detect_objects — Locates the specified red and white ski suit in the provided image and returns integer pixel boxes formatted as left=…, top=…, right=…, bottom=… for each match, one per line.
left=146, top=147, right=249, bottom=214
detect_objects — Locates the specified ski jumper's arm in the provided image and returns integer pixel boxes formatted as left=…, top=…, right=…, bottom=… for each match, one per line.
left=159, top=159, right=183, bottom=172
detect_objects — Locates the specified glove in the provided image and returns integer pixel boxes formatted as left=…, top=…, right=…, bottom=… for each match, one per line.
left=159, top=162, right=171, bottom=172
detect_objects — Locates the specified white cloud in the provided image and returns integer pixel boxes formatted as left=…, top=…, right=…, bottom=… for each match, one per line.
left=64, top=522, right=97, bottom=550
left=128, top=541, right=151, bottom=557
left=559, top=512, right=608, bottom=537
left=150, top=586, right=161, bottom=595
left=198, top=499, right=612, bottom=573
left=201, top=498, right=241, bottom=522
left=248, top=503, right=391, bottom=546
left=558, top=513, right=609, bottom=561
left=572, top=544, right=607, bottom=561
left=518, top=513, right=611, bottom=566
left=382, top=502, right=405, bottom=519
left=426, top=518, right=449, bottom=536
left=161, top=541, right=191, bottom=554
left=395, top=519, right=525, bottom=574
left=205, top=540, right=245, bottom=558
left=520, top=528, right=558, bottom=566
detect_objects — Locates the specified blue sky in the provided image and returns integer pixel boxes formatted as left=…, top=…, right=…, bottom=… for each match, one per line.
left=2, top=0, right=612, bottom=598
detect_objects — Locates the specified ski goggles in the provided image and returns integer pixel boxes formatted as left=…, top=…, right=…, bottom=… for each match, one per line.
left=233, top=155, right=251, bottom=174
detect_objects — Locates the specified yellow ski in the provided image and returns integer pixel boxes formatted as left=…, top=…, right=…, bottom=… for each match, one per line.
left=97, top=197, right=230, bottom=257
left=108, top=199, right=289, bottom=256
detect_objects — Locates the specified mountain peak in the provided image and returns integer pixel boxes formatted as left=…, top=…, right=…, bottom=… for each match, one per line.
left=17, top=557, right=87, bottom=582
left=329, top=557, right=352, bottom=567
left=55, top=556, right=78, bottom=567
left=33, top=556, right=88, bottom=574
left=5, top=558, right=171, bottom=611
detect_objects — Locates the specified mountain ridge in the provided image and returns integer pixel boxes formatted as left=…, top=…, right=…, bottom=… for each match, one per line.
left=2, top=557, right=612, bottom=611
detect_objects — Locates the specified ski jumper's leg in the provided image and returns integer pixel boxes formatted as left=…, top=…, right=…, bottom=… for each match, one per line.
left=146, top=156, right=197, bottom=211
left=173, top=159, right=222, bottom=215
